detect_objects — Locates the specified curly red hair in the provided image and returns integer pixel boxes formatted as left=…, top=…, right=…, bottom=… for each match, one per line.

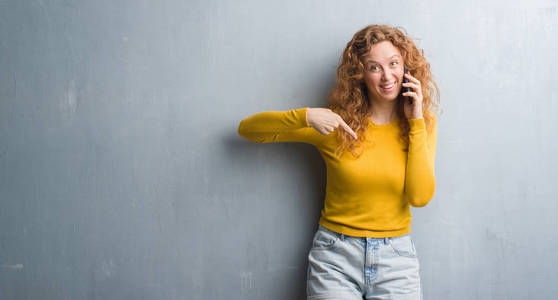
left=327, top=24, right=441, bottom=158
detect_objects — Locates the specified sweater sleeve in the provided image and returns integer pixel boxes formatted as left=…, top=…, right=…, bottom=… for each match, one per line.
left=404, top=116, right=437, bottom=207
left=237, top=107, right=324, bottom=147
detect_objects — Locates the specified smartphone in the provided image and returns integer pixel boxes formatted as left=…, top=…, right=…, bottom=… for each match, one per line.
left=401, top=68, right=412, bottom=105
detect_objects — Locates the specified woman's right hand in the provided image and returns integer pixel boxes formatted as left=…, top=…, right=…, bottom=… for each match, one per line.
left=306, top=108, right=358, bottom=139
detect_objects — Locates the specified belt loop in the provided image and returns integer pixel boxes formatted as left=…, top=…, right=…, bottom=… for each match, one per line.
left=340, top=233, right=345, bottom=241
left=384, top=237, right=389, bottom=245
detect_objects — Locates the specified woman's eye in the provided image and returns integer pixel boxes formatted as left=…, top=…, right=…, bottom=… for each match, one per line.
left=391, top=61, right=398, bottom=65
left=369, top=65, right=379, bottom=71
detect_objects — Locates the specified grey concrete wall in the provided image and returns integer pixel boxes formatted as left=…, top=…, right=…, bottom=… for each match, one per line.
left=1, top=0, right=557, bottom=299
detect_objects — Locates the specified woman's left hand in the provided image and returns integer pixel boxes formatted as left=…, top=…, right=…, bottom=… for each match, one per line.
left=402, top=72, right=424, bottom=119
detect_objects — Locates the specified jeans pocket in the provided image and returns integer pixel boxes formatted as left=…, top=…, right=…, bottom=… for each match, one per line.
left=311, top=227, right=338, bottom=251
left=389, top=235, right=417, bottom=258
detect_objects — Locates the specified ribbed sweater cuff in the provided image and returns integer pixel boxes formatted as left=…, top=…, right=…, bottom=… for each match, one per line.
left=408, top=118, right=425, bottom=134
left=294, top=107, right=310, bottom=127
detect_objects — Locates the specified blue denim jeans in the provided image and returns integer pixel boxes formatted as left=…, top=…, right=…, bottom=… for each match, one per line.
left=307, top=224, right=422, bottom=300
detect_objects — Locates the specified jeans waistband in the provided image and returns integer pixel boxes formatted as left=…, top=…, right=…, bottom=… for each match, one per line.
left=318, top=224, right=409, bottom=244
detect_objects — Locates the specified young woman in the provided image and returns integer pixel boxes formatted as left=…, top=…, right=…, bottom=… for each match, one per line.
left=238, top=24, right=440, bottom=299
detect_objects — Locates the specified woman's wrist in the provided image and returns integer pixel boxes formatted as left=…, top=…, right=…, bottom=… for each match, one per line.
left=408, top=112, right=423, bottom=120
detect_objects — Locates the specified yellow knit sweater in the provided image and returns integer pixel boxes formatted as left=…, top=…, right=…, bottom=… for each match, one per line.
left=238, top=107, right=437, bottom=238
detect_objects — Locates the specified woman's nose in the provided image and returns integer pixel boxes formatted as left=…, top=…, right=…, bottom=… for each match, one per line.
left=382, top=69, right=397, bottom=81
left=381, top=71, right=393, bottom=81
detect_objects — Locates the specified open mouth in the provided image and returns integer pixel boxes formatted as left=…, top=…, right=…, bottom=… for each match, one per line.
left=379, top=81, right=396, bottom=92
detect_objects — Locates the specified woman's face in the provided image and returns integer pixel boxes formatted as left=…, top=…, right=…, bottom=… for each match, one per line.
left=361, top=40, right=405, bottom=103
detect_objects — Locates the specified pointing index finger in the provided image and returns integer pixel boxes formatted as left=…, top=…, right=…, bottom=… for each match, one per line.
left=338, top=118, right=358, bottom=139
